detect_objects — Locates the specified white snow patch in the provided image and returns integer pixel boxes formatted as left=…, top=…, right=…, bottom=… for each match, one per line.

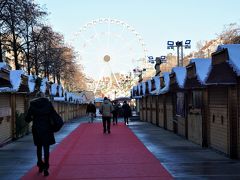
left=159, top=72, right=170, bottom=94
left=10, top=70, right=25, bottom=91
left=190, top=58, right=212, bottom=84
left=217, top=44, right=240, bottom=76
left=40, top=78, right=48, bottom=93
left=171, top=67, right=186, bottom=88
left=150, top=76, right=160, bottom=95
left=28, top=75, right=36, bottom=93
left=54, top=97, right=65, bottom=101
left=51, top=83, right=58, bottom=96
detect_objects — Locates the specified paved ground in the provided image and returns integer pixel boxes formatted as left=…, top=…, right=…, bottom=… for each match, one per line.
left=1, top=116, right=240, bottom=179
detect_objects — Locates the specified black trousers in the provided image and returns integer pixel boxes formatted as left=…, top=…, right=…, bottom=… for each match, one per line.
left=37, top=145, right=50, bottom=169
left=112, top=115, right=118, bottom=124
left=124, top=116, right=129, bottom=124
left=102, top=116, right=111, bottom=132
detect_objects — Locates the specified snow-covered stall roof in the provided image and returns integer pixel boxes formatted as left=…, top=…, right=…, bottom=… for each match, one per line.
left=131, top=86, right=136, bottom=97
left=190, top=58, right=212, bottom=84
left=40, top=78, right=48, bottom=93
left=217, top=44, right=240, bottom=76
left=65, top=92, right=83, bottom=104
left=10, top=70, right=25, bottom=91
left=80, top=91, right=95, bottom=103
left=95, top=97, right=104, bottom=103
left=137, top=83, right=141, bottom=95
left=50, top=83, right=58, bottom=96
left=0, top=62, right=7, bottom=69
left=171, top=67, right=187, bottom=88
left=132, top=85, right=142, bottom=99
left=159, top=72, right=170, bottom=94
left=150, top=75, right=160, bottom=95
left=53, top=97, right=65, bottom=101
left=147, top=79, right=152, bottom=93
left=0, top=62, right=11, bottom=70
left=28, top=75, right=36, bottom=93
left=132, top=85, right=137, bottom=93
left=58, top=84, right=63, bottom=97
left=141, top=81, right=146, bottom=95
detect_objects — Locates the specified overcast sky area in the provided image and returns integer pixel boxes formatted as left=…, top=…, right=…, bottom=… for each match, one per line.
left=35, top=0, right=240, bottom=78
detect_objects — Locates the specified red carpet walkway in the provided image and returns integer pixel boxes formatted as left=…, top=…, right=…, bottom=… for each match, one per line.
left=21, top=123, right=172, bottom=180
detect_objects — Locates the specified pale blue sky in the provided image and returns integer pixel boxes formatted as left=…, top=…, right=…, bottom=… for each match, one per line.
left=36, top=0, right=240, bottom=78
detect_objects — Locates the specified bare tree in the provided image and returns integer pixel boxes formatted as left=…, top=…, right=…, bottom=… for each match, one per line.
left=2, top=0, right=25, bottom=69
left=218, top=23, right=240, bottom=44
left=0, top=0, right=8, bottom=62
left=20, top=0, right=47, bottom=74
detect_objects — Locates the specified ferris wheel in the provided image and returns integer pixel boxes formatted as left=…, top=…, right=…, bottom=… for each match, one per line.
left=70, top=18, right=148, bottom=97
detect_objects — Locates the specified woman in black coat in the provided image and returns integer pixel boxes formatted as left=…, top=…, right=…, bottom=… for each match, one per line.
left=25, top=92, right=57, bottom=176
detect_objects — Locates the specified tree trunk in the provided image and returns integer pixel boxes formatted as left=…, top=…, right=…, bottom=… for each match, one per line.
left=34, top=45, right=38, bottom=75
left=13, top=34, right=20, bottom=69
left=26, top=25, right=30, bottom=74
left=57, top=75, right=60, bottom=84
left=0, top=31, right=3, bottom=62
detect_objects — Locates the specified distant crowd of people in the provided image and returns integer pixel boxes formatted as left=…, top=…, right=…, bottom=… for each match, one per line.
left=86, top=97, right=132, bottom=134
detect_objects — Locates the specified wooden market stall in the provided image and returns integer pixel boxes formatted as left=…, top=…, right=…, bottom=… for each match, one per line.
left=158, top=72, right=171, bottom=130
left=0, top=67, right=88, bottom=146
left=150, top=76, right=160, bottom=126
left=185, top=58, right=211, bottom=147
left=206, top=44, right=240, bottom=158
left=145, top=80, right=153, bottom=124
left=169, top=67, right=187, bottom=137
left=0, top=68, right=13, bottom=145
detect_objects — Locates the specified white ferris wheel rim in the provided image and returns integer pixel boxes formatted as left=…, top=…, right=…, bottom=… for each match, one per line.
left=70, top=18, right=148, bottom=95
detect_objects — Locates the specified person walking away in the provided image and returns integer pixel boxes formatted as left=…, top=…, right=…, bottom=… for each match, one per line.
left=86, top=101, right=96, bottom=123
left=112, top=101, right=119, bottom=125
left=25, top=92, right=58, bottom=176
left=100, top=97, right=113, bottom=133
left=122, top=100, right=132, bottom=125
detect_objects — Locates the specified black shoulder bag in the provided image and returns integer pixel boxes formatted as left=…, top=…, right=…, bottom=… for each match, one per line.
left=50, top=111, right=64, bottom=132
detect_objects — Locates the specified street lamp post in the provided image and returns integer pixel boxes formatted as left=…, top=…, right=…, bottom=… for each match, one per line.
left=167, top=40, right=191, bottom=66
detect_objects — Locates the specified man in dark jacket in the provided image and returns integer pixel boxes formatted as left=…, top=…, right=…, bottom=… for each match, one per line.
left=99, top=97, right=113, bottom=133
left=25, top=92, right=57, bottom=176
left=86, top=101, right=96, bottom=123
left=122, top=101, right=132, bottom=125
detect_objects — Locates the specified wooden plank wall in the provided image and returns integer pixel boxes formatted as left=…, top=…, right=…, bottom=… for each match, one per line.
left=146, top=96, right=151, bottom=123
left=158, top=96, right=165, bottom=128
left=142, top=97, right=147, bottom=121
left=136, top=78, right=240, bottom=158
left=0, top=94, right=12, bottom=145
left=208, top=87, right=229, bottom=154
left=0, top=94, right=87, bottom=146
left=139, top=99, right=144, bottom=121
left=188, top=108, right=202, bottom=145
left=165, top=94, right=173, bottom=131
left=151, top=96, right=157, bottom=125
left=177, top=116, right=186, bottom=137
left=229, top=85, right=238, bottom=158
